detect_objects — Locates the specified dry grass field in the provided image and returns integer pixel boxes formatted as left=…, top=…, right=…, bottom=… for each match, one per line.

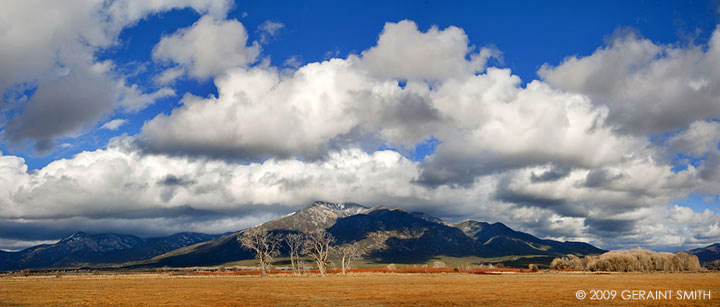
left=1, top=272, right=719, bottom=306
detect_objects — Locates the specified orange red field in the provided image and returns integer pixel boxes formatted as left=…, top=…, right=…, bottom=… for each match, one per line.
left=194, top=267, right=524, bottom=276
left=1, top=272, right=719, bottom=306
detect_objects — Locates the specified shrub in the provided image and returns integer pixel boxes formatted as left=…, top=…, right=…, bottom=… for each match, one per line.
left=495, top=263, right=504, bottom=269
left=20, top=269, right=30, bottom=277
left=550, top=249, right=702, bottom=272
left=528, top=264, right=539, bottom=272
left=550, top=254, right=585, bottom=270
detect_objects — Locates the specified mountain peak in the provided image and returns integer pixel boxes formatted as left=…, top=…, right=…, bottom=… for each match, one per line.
left=490, top=222, right=512, bottom=230
left=61, top=231, right=91, bottom=241
left=310, top=201, right=367, bottom=211
left=455, top=220, right=490, bottom=237
left=259, top=201, right=369, bottom=233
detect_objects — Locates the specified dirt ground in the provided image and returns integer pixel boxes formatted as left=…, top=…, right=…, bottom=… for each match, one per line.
left=1, top=272, right=719, bottom=306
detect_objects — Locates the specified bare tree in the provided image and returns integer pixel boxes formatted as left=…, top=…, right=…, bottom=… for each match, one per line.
left=302, top=230, right=334, bottom=276
left=285, top=233, right=304, bottom=275
left=238, top=228, right=281, bottom=276
left=550, top=249, right=702, bottom=272
left=337, top=243, right=363, bottom=275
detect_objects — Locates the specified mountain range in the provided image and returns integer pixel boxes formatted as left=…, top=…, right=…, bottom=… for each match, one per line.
left=2, top=201, right=718, bottom=271
left=688, top=243, right=720, bottom=265
left=130, top=201, right=605, bottom=268
left=0, top=232, right=220, bottom=271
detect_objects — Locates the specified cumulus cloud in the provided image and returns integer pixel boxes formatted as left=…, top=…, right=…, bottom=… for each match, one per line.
left=2, top=60, right=174, bottom=152
left=153, top=15, right=261, bottom=82
left=610, top=205, right=720, bottom=251
left=104, top=0, right=232, bottom=28
left=0, top=0, right=228, bottom=152
left=668, top=120, right=720, bottom=157
left=139, top=57, right=446, bottom=160
left=358, top=20, right=497, bottom=81
left=0, top=138, right=423, bottom=219
left=415, top=69, right=657, bottom=187
left=139, top=20, right=500, bottom=160
left=539, top=28, right=720, bottom=135
left=3, top=64, right=116, bottom=152
left=140, top=62, right=366, bottom=159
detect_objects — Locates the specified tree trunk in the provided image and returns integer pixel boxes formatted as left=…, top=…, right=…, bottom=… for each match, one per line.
left=341, top=255, right=347, bottom=275
left=259, top=254, right=267, bottom=277
left=289, top=254, right=296, bottom=275
left=318, top=261, right=326, bottom=276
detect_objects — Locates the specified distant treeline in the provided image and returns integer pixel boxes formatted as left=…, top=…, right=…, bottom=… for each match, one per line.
left=550, top=249, right=701, bottom=272
left=705, top=260, right=720, bottom=270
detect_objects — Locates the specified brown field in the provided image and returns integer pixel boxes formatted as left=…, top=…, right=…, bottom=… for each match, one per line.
left=1, top=272, right=719, bottom=306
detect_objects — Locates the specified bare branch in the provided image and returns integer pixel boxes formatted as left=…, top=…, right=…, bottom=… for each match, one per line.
left=238, top=228, right=282, bottom=276
left=302, top=230, right=335, bottom=276
left=337, top=242, right=364, bottom=275
left=285, top=233, right=305, bottom=275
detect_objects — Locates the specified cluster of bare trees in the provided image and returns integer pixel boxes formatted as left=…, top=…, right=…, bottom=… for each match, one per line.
left=238, top=228, right=364, bottom=277
left=550, top=249, right=702, bottom=272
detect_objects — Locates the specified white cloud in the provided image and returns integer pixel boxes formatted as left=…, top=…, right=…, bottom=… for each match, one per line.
left=257, top=20, right=285, bottom=44
left=0, top=139, right=428, bottom=245
left=0, top=0, right=230, bottom=152
left=417, top=69, right=654, bottom=186
left=539, top=28, right=720, bottom=135
left=101, top=119, right=128, bottom=131
left=0, top=239, right=58, bottom=252
left=104, top=0, right=232, bottom=30
left=283, top=55, right=303, bottom=68
left=668, top=120, right=720, bottom=157
left=153, top=67, right=185, bottom=85
left=140, top=20, right=506, bottom=160
left=624, top=205, right=720, bottom=250
left=357, top=20, right=497, bottom=81
left=153, top=16, right=261, bottom=81
left=0, top=139, right=420, bottom=220
left=140, top=59, right=389, bottom=159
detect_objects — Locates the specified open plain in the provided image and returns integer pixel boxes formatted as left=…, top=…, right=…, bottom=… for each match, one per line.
left=1, top=272, right=719, bottom=306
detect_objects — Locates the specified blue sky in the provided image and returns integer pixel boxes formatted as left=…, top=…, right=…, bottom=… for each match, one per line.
left=1, top=0, right=719, bottom=250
